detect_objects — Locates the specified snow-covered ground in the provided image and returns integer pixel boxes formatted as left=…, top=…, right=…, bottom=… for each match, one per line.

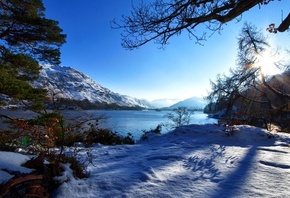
left=2, top=124, right=290, bottom=197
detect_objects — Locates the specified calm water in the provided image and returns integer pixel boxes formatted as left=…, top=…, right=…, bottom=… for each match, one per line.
left=63, top=110, right=217, bottom=140
left=0, top=109, right=217, bottom=140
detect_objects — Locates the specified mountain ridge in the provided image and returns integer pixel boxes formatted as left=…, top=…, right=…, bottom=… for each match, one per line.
left=150, top=98, right=181, bottom=108
left=169, top=96, right=207, bottom=110
left=32, top=65, right=153, bottom=109
left=30, top=65, right=206, bottom=110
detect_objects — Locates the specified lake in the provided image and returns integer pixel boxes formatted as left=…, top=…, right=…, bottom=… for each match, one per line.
left=0, top=109, right=217, bottom=140
left=62, top=110, right=217, bottom=140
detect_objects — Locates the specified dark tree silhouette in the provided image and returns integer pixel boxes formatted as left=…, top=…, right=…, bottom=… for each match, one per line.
left=112, top=0, right=289, bottom=49
left=0, top=0, right=66, bottom=110
left=207, top=22, right=290, bottom=129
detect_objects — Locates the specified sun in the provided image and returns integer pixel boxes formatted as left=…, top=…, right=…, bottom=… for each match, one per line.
left=256, top=49, right=282, bottom=76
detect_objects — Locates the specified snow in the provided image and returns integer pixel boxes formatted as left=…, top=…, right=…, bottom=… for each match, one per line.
left=32, top=65, right=152, bottom=108
left=0, top=152, right=34, bottom=184
left=2, top=124, right=290, bottom=197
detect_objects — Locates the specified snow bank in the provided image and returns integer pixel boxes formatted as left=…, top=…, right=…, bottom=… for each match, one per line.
left=51, top=124, right=290, bottom=198
left=1, top=124, right=290, bottom=197
left=0, top=152, right=33, bottom=184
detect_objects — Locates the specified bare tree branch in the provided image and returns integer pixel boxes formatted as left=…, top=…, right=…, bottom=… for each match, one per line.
left=278, top=13, right=290, bottom=32
left=112, top=0, right=284, bottom=49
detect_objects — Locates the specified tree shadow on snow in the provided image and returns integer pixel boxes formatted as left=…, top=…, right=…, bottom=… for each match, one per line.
left=211, top=145, right=258, bottom=198
left=87, top=124, right=281, bottom=197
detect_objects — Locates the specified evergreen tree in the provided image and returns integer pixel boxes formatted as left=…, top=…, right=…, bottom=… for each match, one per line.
left=0, top=0, right=66, bottom=109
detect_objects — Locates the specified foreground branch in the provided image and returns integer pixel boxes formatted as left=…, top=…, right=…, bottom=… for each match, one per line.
left=112, top=0, right=281, bottom=49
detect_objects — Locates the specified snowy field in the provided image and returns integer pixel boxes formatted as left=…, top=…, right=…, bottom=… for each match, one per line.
left=2, top=124, right=290, bottom=197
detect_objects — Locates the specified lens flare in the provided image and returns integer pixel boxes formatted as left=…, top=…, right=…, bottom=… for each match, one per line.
left=256, top=49, right=282, bottom=76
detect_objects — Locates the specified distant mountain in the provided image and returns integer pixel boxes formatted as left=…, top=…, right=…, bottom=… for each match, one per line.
left=169, top=97, right=207, bottom=110
left=32, top=65, right=152, bottom=109
left=150, top=98, right=181, bottom=108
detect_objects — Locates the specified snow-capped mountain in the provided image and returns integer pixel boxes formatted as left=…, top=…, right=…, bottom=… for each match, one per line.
left=169, top=96, right=207, bottom=110
left=32, top=65, right=152, bottom=108
left=150, top=98, right=180, bottom=108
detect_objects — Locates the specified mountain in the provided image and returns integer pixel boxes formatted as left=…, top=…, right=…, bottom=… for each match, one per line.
left=169, top=96, right=207, bottom=110
left=32, top=65, right=152, bottom=109
left=150, top=98, right=180, bottom=108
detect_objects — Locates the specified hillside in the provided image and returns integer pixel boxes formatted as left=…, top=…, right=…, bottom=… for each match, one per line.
left=1, top=65, right=209, bottom=110
left=32, top=65, right=152, bottom=109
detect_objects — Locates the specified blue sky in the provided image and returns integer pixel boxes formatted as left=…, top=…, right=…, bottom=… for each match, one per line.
left=43, top=1, right=289, bottom=101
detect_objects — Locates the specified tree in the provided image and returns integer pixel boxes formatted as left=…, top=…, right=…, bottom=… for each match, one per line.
left=207, top=22, right=290, bottom=129
left=112, top=0, right=289, bottom=49
left=165, top=107, right=193, bottom=128
left=0, top=0, right=66, bottom=109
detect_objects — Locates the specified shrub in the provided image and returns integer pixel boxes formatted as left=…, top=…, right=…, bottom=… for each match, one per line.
left=85, top=129, right=135, bottom=146
left=22, top=152, right=88, bottom=195
left=164, top=107, right=194, bottom=129
left=0, top=131, right=17, bottom=151
left=46, top=153, right=88, bottom=179
left=0, top=111, right=135, bottom=194
left=140, top=124, right=163, bottom=141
